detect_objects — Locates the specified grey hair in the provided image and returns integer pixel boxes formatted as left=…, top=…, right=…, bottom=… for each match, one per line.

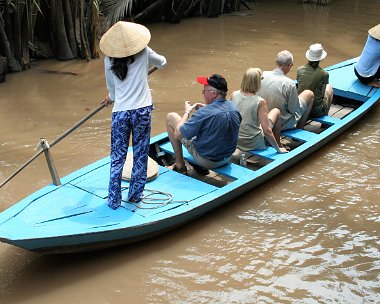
left=275, top=50, right=294, bottom=66
left=216, top=89, right=227, bottom=99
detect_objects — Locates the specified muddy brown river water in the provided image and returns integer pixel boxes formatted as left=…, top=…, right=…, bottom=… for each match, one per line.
left=0, top=0, right=379, bottom=303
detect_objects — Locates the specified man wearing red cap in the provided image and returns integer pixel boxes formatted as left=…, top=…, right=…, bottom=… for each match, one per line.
left=166, top=74, right=242, bottom=175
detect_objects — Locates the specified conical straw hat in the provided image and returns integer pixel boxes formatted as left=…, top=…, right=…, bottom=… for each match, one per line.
left=368, top=24, right=380, bottom=40
left=99, top=21, right=151, bottom=58
left=122, top=153, right=159, bottom=182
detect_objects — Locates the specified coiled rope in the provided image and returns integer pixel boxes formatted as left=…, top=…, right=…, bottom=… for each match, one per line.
left=121, top=187, right=189, bottom=209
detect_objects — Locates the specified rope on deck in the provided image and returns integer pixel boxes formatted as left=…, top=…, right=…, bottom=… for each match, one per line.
left=121, top=187, right=189, bottom=209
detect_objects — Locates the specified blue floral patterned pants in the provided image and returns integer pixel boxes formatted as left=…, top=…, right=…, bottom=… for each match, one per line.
left=107, top=106, right=152, bottom=209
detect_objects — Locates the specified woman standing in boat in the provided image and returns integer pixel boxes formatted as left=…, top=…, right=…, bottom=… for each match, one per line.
left=99, top=21, right=167, bottom=210
left=231, top=67, right=287, bottom=154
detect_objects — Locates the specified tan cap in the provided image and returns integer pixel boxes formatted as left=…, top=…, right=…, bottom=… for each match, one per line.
left=99, top=21, right=151, bottom=58
left=368, top=24, right=380, bottom=40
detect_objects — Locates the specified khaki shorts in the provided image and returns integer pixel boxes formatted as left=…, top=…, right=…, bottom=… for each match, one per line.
left=310, top=91, right=331, bottom=118
left=282, top=97, right=308, bottom=130
left=181, top=138, right=231, bottom=169
left=298, top=96, right=308, bottom=117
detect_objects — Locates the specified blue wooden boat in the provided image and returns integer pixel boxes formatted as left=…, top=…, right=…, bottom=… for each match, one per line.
left=0, top=58, right=379, bottom=254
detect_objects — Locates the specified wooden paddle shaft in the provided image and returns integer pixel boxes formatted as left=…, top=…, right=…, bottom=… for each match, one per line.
left=50, top=66, right=157, bottom=148
left=0, top=66, right=158, bottom=188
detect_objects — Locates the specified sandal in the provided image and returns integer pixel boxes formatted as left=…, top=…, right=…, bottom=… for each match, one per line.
left=166, top=163, right=188, bottom=175
left=128, top=197, right=142, bottom=204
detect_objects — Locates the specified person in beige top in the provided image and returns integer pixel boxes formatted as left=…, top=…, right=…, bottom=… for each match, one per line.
left=231, top=68, right=288, bottom=154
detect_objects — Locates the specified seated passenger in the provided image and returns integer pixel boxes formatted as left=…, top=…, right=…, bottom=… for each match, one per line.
left=297, top=43, right=333, bottom=118
left=231, top=68, right=288, bottom=154
left=257, top=50, right=314, bottom=130
left=165, top=74, right=242, bottom=175
left=354, top=24, right=380, bottom=88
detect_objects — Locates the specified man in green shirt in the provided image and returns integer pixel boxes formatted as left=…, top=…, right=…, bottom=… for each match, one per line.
left=297, top=43, right=333, bottom=118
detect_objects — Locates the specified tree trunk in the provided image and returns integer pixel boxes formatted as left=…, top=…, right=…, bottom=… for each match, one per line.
left=50, top=0, right=74, bottom=60
left=21, top=6, right=30, bottom=69
left=0, top=56, right=7, bottom=82
left=78, top=0, right=91, bottom=60
left=63, top=0, right=78, bottom=58
left=0, top=12, right=21, bottom=72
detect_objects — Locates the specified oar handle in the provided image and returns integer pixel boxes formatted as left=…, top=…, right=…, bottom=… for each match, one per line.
left=0, top=65, right=159, bottom=188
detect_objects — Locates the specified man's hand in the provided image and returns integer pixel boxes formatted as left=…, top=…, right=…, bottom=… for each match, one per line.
left=184, top=101, right=204, bottom=114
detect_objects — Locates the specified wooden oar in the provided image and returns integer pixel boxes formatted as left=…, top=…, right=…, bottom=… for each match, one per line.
left=0, top=66, right=158, bottom=188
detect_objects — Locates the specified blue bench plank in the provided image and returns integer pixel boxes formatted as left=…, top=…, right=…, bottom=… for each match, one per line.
left=281, top=128, right=318, bottom=142
left=327, top=58, right=373, bottom=100
left=312, top=115, right=341, bottom=125
left=250, top=146, right=278, bottom=160
left=159, top=141, right=249, bottom=179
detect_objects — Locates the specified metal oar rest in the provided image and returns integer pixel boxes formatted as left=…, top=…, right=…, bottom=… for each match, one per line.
left=35, top=138, right=61, bottom=185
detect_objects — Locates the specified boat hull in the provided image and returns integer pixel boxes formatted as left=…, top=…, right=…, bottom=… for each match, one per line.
left=0, top=58, right=379, bottom=254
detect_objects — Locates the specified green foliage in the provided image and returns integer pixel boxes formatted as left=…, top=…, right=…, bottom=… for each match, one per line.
left=100, top=0, right=137, bottom=26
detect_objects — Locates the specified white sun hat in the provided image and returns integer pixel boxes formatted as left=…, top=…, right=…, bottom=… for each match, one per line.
left=305, top=43, right=327, bottom=62
left=99, top=21, right=151, bottom=58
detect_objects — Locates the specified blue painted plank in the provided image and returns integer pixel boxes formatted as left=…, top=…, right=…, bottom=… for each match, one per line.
left=325, top=57, right=358, bottom=71
left=281, top=129, right=318, bottom=142
left=60, top=157, right=111, bottom=185
left=327, top=59, right=373, bottom=99
left=312, top=115, right=341, bottom=125
left=250, top=146, right=278, bottom=160
left=3, top=185, right=138, bottom=238
left=213, top=162, right=252, bottom=179
left=70, top=165, right=110, bottom=198
left=349, top=79, right=373, bottom=97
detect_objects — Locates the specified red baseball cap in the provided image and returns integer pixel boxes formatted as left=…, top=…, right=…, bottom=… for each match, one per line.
left=196, top=74, right=228, bottom=92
